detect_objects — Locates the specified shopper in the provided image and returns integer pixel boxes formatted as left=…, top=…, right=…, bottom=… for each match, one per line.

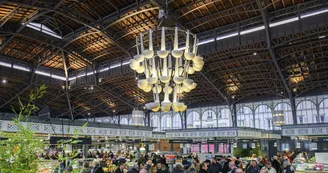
left=282, top=160, right=294, bottom=173
left=91, top=160, right=104, bottom=173
left=156, top=162, right=168, bottom=173
left=204, top=160, right=216, bottom=173
left=222, top=157, right=231, bottom=173
left=212, top=157, right=222, bottom=173
left=149, top=165, right=157, bottom=173
left=257, top=156, right=264, bottom=169
left=147, top=160, right=153, bottom=171
left=174, top=164, right=184, bottom=173
left=234, top=155, right=242, bottom=168
left=228, top=161, right=237, bottom=173
left=194, top=158, right=201, bottom=173
left=115, top=163, right=125, bottom=173
left=246, top=160, right=260, bottom=173
left=261, top=162, right=276, bottom=173
left=235, top=168, right=243, bottom=173
left=81, top=162, right=92, bottom=173
left=199, top=162, right=208, bottom=173
left=271, top=156, right=281, bottom=173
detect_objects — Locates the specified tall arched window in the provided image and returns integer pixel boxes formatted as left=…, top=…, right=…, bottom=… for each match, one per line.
left=120, top=118, right=128, bottom=125
left=151, top=115, right=160, bottom=131
left=161, top=114, right=172, bottom=131
left=274, top=103, right=293, bottom=125
left=187, top=111, right=201, bottom=128
left=173, top=114, right=182, bottom=129
left=297, top=101, right=317, bottom=124
left=202, top=110, right=216, bottom=128
left=255, top=105, right=273, bottom=130
left=237, top=107, right=253, bottom=128
left=218, top=108, right=232, bottom=127
left=319, top=99, right=328, bottom=123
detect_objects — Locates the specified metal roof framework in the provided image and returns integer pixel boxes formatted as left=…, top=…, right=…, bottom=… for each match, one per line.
left=0, top=0, right=328, bottom=119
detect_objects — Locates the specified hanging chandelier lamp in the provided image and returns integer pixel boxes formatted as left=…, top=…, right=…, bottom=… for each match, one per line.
left=130, top=26, right=204, bottom=112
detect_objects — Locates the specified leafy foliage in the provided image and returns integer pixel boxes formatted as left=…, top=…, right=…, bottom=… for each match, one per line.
left=0, top=84, right=47, bottom=173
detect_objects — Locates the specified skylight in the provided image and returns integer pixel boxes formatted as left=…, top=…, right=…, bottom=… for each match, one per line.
left=23, top=22, right=62, bottom=39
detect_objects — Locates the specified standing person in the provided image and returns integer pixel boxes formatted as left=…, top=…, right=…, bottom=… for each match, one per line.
left=115, top=163, right=125, bottom=173
left=174, top=164, right=184, bottom=173
left=282, top=160, right=294, bottom=173
left=156, top=162, right=168, bottom=173
left=199, top=162, right=208, bottom=173
left=228, top=162, right=237, bottom=173
left=194, top=158, right=201, bottom=173
left=234, top=155, right=242, bottom=168
left=212, top=157, right=223, bottom=173
left=146, top=160, right=153, bottom=171
left=222, top=158, right=231, bottom=173
left=205, top=160, right=216, bottom=173
left=257, top=156, right=264, bottom=169
left=235, top=168, right=243, bottom=173
left=246, top=160, right=260, bottom=173
left=261, top=162, right=276, bottom=173
left=271, top=157, right=282, bottom=173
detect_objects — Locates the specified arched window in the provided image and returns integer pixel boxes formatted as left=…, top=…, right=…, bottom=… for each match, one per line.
left=151, top=115, right=160, bottom=131
left=319, top=99, right=328, bottom=123
left=173, top=113, right=182, bottom=129
left=274, top=103, right=293, bottom=125
left=218, top=108, right=232, bottom=127
left=237, top=107, right=253, bottom=128
left=297, top=101, right=317, bottom=124
left=187, top=111, right=201, bottom=128
left=202, top=110, right=216, bottom=128
left=161, top=114, right=172, bottom=131
left=120, top=118, right=128, bottom=125
left=255, top=105, right=273, bottom=130
left=96, top=119, right=102, bottom=123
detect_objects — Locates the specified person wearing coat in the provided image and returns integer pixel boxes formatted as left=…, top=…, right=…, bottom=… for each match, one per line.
left=261, top=162, right=277, bottom=173
left=282, top=160, right=294, bottom=173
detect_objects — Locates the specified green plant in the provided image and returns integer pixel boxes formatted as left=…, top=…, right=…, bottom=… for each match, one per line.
left=0, top=84, right=47, bottom=173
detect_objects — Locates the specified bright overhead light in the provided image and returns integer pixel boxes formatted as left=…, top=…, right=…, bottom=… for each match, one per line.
left=240, top=25, right=265, bottom=35
left=51, top=74, right=66, bottom=81
left=68, top=77, right=77, bottom=81
left=269, top=17, right=299, bottom=27
left=86, top=71, right=96, bottom=76
left=99, top=67, right=109, bottom=72
left=76, top=73, right=86, bottom=78
left=0, top=61, right=11, bottom=68
left=301, top=8, right=328, bottom=19
left=253, top=52, right=257, bottom=56
left=13, top=64, right=30, bottom=72
left=2, top=79, right=7, bottom=84
left=319, top=36, right=326, bottom=39
left=216, top=32, right=238, bottom=40
left=110, top=63, right=121, bottom=69
left=35, top=70, right=51, bottom=76
left=122, top=60, right=130, bottom=65
left=197, top=38, right=214, bottom=45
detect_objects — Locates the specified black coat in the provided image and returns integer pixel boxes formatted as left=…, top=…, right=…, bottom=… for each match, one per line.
left=199, top=169, right=207, bottom=173
left=230, top=168, right=236, bottom=173
left=246, top=165, right=260, bottom=173
left=114, top=168, right=123, bottom=173
left=272, top=160, right=282, bottom=173
left=284, top=166, right=294, bottom=173
left=213, top=162, right=222, bottom=173
left=207, top=165, right=217, bottom=173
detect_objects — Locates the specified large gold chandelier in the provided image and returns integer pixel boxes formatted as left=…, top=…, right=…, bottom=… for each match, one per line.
left=129, top=27, right=204, bottom=112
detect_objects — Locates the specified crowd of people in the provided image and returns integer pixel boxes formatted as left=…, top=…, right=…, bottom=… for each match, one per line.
left=53, top=149, right=297, bottom=173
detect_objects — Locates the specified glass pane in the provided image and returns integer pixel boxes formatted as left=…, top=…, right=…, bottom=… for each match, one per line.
left=201, top=144, right=208, bottom=153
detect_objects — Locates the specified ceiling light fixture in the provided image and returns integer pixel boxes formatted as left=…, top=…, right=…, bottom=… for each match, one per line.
left=13, top=64, right=30, bottom=72
left=253, top=52, right=257, bottom=56
left=130, top=26, right=202, bottom=112
left=269, top=17, right=299, bottom=27
left=0, top=61, right=11, bottom=68
left=216, top=32, right=238, bottom=40
left=240, top=25, right=265, bottom=35
left=319, top=36, right=326, bottom=39
left=2, top=79, right=7, bottom=84
left=301, top=8, right=328, bottom=19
